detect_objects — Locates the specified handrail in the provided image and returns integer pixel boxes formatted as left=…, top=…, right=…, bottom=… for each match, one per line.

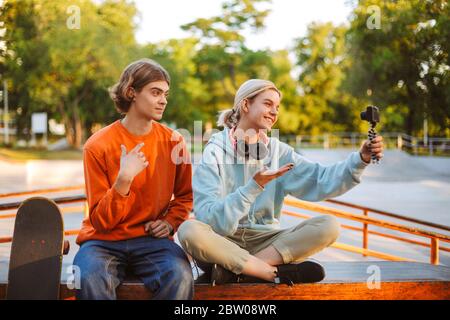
left=282, top=210, right=450, bottom=253
left=0, top=188, right=449, bottom=265
left=1, top=194, right=449, bottom=244
left=284, top=198, right=450, bottom=242
left=0, top=185, right=85, bottom=199
left=330, top=242, right=413, bottom=262
left=2, top=185, right=448, bottom=232
left=0, top=228, right=80, bottom=244
left=281, top=132, right=450, bottom=155
left=325, top=199, right=450, bottom=232
left=0, top=195, right=86, bottom=211
left=284, top=198, right=450, bottom=264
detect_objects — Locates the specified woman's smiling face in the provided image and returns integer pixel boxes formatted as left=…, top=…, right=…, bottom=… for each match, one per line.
left=243, top=89, right=281, bottom=130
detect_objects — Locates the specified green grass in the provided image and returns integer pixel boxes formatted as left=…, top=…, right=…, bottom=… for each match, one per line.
left=0, top=147, right=83, bottom=161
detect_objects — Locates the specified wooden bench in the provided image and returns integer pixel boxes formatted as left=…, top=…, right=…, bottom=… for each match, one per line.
left=1, top=261, right=449, bottom=300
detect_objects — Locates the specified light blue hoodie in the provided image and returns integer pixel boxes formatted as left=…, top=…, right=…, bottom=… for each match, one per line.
left=193, top=128, right=369, bottom=236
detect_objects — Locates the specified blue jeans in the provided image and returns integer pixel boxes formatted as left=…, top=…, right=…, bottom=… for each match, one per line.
left=73, top=236, right=194, bottom=300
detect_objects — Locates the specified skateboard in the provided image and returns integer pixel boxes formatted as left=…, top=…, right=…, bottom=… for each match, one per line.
left=7, top=197, right=69, bottom=300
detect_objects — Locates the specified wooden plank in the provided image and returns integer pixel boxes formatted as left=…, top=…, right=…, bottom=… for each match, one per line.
left=320, top=261, right=450, bottom=282
left=0, top=261, right=449, bottom=300
left=0, top=281, right=447, bottom=300
left=193, top=282, right=450, bottom=300
left=1, top=261, right=449, bottom=285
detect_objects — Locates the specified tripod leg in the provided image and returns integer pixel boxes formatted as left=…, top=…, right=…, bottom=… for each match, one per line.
left=368, top=123, right=379, bottom=164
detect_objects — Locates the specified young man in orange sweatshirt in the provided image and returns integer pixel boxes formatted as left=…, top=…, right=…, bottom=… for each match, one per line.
left=73, top=59, right=194, bottom=300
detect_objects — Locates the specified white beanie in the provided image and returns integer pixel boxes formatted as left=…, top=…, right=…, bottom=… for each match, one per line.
left=233, top=79, right=280, bottom=109
left=217, top=79, right=281, bottom=128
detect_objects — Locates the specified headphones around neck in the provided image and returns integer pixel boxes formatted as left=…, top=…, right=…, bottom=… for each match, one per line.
left=236, top=140, right=269, bottom=160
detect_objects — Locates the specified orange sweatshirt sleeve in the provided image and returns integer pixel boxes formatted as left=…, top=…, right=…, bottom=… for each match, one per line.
left=83, top=147, right=135, bottom=233
left=163, top=138, right=193, bottom=233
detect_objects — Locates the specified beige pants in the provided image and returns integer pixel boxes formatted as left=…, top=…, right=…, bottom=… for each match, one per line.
left=177, top=215, right=340, bottom=275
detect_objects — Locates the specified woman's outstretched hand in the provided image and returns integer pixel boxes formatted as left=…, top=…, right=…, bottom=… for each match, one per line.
left=253, top=163, right=294, bottom=188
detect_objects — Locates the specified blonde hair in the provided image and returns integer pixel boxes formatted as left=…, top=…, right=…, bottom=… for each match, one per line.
left=217, top=79, right=281, bottom=128
left=109, top=58, right=170, bottom=114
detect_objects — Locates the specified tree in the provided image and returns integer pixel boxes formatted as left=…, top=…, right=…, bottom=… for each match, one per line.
left=293, top=22, right=366, bottom=135
left=347, top=0, right=449, bottom=136
left=0, top=0, right=50, bottom=141
left=1, top=0, right=139, bottom=147
left=181, top=0, right=275, bottom=126
left=266, top=50, right=302, bottom=134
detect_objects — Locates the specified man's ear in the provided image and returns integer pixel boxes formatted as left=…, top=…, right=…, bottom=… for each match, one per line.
left=126, top=87, right=136, bottom=101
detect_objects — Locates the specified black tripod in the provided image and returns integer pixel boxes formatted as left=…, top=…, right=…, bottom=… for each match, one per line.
left=361, top=106, right=380, bottom=164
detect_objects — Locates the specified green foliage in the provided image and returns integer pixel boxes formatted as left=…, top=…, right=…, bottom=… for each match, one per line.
left=1, top=0, right=138, bottom=147
left=1, top=0, right=448, bottom=147
left=140, top=38, right=211, bottom=130
left=347, top=0, right=449, bottom=136
left=179, top=0, right=275, bottom=128
left=293, top=22, right=368, bottom=134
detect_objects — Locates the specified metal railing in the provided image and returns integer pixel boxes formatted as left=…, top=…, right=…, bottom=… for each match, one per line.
left=283, top=198, right=450, bottom=265
left=280, top=132, right=450, bottom=156
left=0, top=186, right=449, bottom=265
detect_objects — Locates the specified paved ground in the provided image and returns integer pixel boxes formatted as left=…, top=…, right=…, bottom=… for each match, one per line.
left=0, top=148, right=449, bottom=270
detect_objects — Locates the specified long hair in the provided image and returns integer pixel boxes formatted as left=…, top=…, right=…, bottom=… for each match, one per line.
left=109, top=58, right=170, bottom=114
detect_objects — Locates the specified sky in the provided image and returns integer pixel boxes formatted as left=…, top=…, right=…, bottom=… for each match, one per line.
left=134, top=0, right=353, bottom=51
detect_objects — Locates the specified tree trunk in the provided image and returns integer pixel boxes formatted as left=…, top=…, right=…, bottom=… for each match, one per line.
left=56, top=102, right=73, bottom=146
left=72, top=110, right=83, bottom=149
left=59, top=86, right=88, bottom=149
left=68, top=100, right=84, bottom=149
left=57, top=101, right=80, bottom=148
left=405, top=109, right=415, bottom=137
left=229, top=62, right=237, bottom=90
left=405, top=84, right=418, bottom=136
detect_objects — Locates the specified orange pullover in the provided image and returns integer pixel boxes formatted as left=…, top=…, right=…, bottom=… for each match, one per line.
left=76, top=120, right=192, bottom=245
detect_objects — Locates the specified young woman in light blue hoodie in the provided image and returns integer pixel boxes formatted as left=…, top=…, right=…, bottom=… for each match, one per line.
left=178, top=79, right=384, bottom=285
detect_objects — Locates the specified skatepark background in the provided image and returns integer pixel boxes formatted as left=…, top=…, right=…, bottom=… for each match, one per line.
left=0, top=0, right=449, bottom=281
left=1, top=148, right=449, bottom=271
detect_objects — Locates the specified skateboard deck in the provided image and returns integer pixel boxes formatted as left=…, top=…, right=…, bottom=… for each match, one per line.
left=7, top=197, right=67, bottom=300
